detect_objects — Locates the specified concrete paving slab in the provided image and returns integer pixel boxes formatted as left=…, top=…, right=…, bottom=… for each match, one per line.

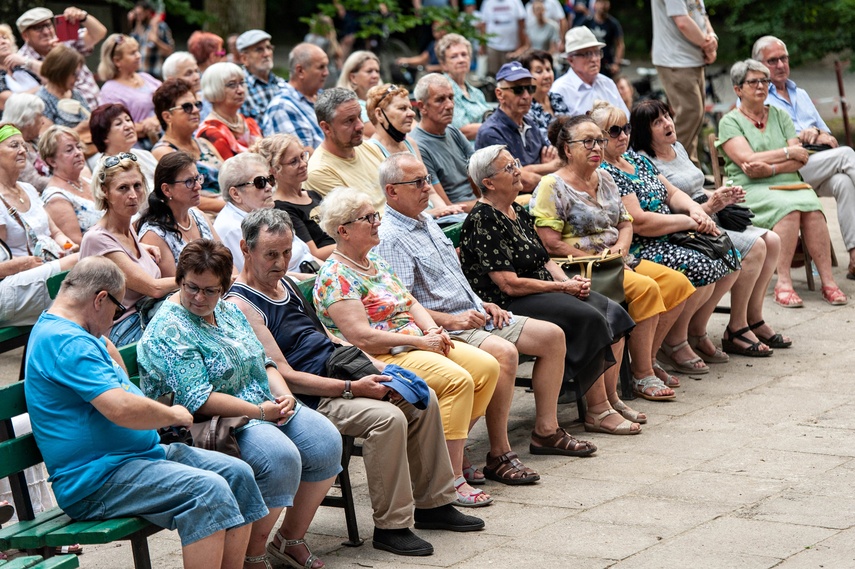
left=522, top=517, right=665, bottom=560
left=741, top=491, right=855, bottom=529
left=693, top=446, right=848, bottom=481
left=633, top=470, right=788, bottom=507
left=611, top=544, right=782, bottom=569
left=773, top=527, right=855, bottom=568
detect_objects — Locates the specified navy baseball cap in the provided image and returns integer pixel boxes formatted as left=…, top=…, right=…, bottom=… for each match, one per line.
left=381, top=364, right=431, bottom=409
left=496, top=62, right=533, bottom=83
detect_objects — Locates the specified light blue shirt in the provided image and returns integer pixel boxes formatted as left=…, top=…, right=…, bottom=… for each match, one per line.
left=261, top=82, right=325, bottom=148
left=765, top=79, right=830, bottom=134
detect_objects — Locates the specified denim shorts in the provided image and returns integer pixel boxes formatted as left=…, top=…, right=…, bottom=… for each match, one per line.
left=236, top=404, right=342, bottom=509
left=62, top=444, right=269, bottom=546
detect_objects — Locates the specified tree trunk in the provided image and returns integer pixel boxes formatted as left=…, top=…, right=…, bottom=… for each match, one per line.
left=202, top=0, right=265, bottom=37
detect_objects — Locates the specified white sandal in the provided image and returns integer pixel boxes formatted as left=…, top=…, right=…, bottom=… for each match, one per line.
left=244, top=553, right=272, bottom=569
left=266, top=533, right=322, bottom=569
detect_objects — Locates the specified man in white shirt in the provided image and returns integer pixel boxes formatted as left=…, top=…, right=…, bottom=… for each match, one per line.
left=478, top=0, right=529, bottom=76
left=549, top=26, right=628, bottom=118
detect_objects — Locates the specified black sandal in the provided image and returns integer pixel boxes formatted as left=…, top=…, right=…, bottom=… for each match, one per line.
left=722, top=326, right=774, bottom=357
left=749, top=320, right=792, bottom=349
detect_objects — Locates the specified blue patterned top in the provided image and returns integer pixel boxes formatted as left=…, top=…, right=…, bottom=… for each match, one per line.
left=527, top=91, right=569, bottom=142
left=138, top=299, right=275, bottom=423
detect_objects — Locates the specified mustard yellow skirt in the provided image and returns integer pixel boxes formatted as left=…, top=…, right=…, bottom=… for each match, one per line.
left=624, top=260, right=695, bottom=322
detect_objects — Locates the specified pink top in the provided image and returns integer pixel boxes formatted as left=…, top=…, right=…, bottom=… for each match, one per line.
left=100, top=73, right=162, bottom=123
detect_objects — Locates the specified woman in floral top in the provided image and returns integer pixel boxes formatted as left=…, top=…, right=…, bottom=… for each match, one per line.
left=139, top=240, right=341, bottom=569
left=518, top=50, right=569, bottom=143
left=314, top=187, right=501, bottom=507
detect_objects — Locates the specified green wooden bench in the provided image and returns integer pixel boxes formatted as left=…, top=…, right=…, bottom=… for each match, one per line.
left=441, top=222, right=463, bottom=248
left=0, top=381, right=162, bottom=568
left=0, top=553, right=79, bottom=568
left=0, top=326, right=32, bottom=381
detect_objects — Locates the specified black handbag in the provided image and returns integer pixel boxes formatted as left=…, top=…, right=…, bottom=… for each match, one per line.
left=327, top=344, right=382, bottom=380
left=692, top=193, right=755, bottom=233
left=669, top=231, right=741, bottom=271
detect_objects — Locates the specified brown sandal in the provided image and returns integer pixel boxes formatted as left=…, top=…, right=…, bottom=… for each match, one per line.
left=530, top=427, right=597, bottom=457
left=483, top=451, right=540, bottom=485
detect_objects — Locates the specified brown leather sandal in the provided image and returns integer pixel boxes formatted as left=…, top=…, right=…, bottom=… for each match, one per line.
left=529, top=427, right=597, bottom=457
left=483, top=451, right=540, bottom=485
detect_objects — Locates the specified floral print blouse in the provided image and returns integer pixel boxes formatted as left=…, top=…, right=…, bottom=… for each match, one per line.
left=527, top=91, right=569, bottom=142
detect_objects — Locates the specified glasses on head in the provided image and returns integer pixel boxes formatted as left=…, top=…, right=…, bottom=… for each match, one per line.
left=109, top=35, right=126, bottom=61
left=489, top=158, right=522, bottom=177
left=567, top=138, right=608, bottom=150
left=499, top=85, right=537, bottom=96
left=284, top=151, right=310, bottom=168
left=343, top=212, right=382, bottom=226
left=607, top=123, right=631, bottom=138
left=571, top=49, right=604, bottom=60
left=168, top=100, right=204, bottom=114
left=765, top=55, right=789, bottom=66
left=182, top=282, right=222, bottom=298
left=168, top=174, right=203, bottom=189
left=103, top=152, right=138, bottom=169
left=225, top=79, right=247, bottom=90
left=390, top=174, right=432, bottom=190
left=377, top=84, right=399, bottom=106
left=742, top=78, right=771, bottom=88
left=235, top=175, right=275, bottom=190
left=106, top=292, right=128, bottom=322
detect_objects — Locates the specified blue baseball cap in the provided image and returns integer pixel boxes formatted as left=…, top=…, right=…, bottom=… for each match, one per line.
left=496, top=62, right=533, bottom=83
left=381, top=364, right=431, bottom=409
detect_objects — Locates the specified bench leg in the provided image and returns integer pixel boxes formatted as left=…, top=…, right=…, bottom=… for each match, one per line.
left=338, top=436, right=364, bottom=547
left=130, top=534, right=153, bottom=569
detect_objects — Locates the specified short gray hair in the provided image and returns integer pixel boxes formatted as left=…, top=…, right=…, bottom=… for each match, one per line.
left=468, top=145, right=505, bottom=194
left=315, top=87, right=358, bottom=124
left=378, top=152, right=419, bottom=188
left=316, top=186, right=375, bottom=239
left=241, top=208, right=294, bottom=251
left=201, top=61, right=244, bottom=103
left=61, top=256, right=125, bottom=301
left=752, top=36, right=787, bottom=62
left=413, top=73, right=452, bottom=103
left=162, top=51, right=197, bottom=80
left=435, top=33, right=472, bottom=65
left=289, top=42, right=323, bottom=75
left=730, top=59, right=770, bottom=87
left=218, top=152, right=270, bottom=203
left=3, top=93, right=45, bottom=129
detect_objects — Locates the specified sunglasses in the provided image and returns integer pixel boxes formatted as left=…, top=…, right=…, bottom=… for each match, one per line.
left=607, top=123, right=631, bottom=138
left=110, top=35, right=126, bottom=61
left=343, top=212, right=382, bottom=226
left=235, top=175, right=275, bottom=190
left=390, top=174, right=432, bottom=190
left=499, top=85, right=537, bottom=96
left=106, top=291, right=128, bottom=322
left=168, top=174, right=203, bottom=189
left=377, top=84, right=399, bottom=106
left=567, top=138, right=608, bottom=150
left=168, top=100, right=204, bottom=114
left=102, top=152, right=137, bottom=169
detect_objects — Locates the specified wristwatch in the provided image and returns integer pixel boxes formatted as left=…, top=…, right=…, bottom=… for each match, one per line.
left=342, top=380, right=354, bottom=400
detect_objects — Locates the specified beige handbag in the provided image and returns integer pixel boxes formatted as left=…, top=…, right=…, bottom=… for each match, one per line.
left=553, top=249, right=625, bottom=303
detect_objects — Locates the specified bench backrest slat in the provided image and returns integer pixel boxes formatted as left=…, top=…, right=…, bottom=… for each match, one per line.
left=0, top=381, right=27, bottom=422
left=0, top=435, right=43, bottom=479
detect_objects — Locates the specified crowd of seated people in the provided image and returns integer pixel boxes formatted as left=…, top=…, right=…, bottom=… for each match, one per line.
left=3, top=4, right=853, bottom=566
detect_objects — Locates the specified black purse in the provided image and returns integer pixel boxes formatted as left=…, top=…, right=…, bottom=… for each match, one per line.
left=669, top=231, right=741, bottom=271
left=692, top=193, right=755, bottom=233
left=327, top=344, right=382, bottom=380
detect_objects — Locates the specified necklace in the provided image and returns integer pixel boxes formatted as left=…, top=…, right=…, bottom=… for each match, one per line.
left=175, top=214, right=194, bottom=232
left=738, top=106, right=766, bottom=129
left=333, top=249, right=372, bottom=271
left=211, top=109, right=245, bottom=132
left=0, top=183, right=24, bottom=204
left=57, top=176, right=83, bottom=193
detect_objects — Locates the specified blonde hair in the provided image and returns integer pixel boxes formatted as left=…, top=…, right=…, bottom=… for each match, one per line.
left=0, top=24, right=16, bottom=47
left=336, top=50, right=380, bottom=92
left=91, top=154, right=146, bottom=210
left=589, top=99, right=626, bottom=131
left=98, top=34, right=139, bottom=80
left=37, top=125, right=81, bottom=168
left=249, top=133, right=303, bottom=175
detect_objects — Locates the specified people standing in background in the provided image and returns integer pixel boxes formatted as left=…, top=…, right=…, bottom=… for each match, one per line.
left=578, top=0, right=623, bottom=78
left=525, top=0, right=562, bottom=55
left=478, top=0, right=529, bottom=76
left=128, top=1, right=174, bottom=80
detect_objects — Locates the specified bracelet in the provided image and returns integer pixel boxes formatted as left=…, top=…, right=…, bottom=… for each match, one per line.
left=561, top=277, right=570, bottom=282
left=771, top=164, right=777, bottom=176
left=257, top=404, right=265, bottom=422
left=784, top=147, right=789, bottom=160
left=80, top=12, right=88, bottom=22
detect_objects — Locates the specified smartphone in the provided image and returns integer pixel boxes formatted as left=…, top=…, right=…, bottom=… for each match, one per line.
left=54, top=16, right=80, bottom=43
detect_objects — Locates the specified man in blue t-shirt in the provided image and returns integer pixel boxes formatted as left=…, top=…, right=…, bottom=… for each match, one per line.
left=25, top=257, right=267, bottom=567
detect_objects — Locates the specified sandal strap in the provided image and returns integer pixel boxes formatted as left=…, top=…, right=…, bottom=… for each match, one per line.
left=531, top=427, right=593, bottom=453
left=748, top=320, right=766, bottom=331
left=269, top=536, right=318, bottom=569
left=485, top=451, right=536, bottom=480
left=244, top=554, right=273, bottom=569
left=633, top=375, right=667, bottom=391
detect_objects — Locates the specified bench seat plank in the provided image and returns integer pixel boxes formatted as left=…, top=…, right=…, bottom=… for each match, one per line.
left=44, top=515, right=154, bottom=546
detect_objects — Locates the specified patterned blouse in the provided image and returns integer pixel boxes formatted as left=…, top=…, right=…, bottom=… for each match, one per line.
left=530, top=170, right=631, bottom=254
left=139, top=299, right=275, bottom=423
left=152, top=139, right=223, bottom=194
left=138, top=208, right=214, bottom=267
left=41, top=185, right=103, bottom=235
left=527, top=92, right=569, bottom=142
left=196, top=115, right=262, bottom=160
left=313, top=252, right=423, bottom=342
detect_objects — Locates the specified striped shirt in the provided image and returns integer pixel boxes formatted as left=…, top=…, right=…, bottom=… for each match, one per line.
left=260, top=82, right=324, bottom=148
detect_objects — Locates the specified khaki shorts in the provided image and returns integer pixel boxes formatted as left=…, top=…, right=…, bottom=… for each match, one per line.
left=453, top=315, right=529, bottom=348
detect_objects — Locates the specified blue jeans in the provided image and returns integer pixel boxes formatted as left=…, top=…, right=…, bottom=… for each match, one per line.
left=236, top=405, right=342, bottom=509
left=63, top=444, right=268, bottom=546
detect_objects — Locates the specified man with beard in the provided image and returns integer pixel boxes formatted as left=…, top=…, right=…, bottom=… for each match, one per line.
left=238, top=29, right=286, bottom=123
left=305, top=87, right=386, bottom=211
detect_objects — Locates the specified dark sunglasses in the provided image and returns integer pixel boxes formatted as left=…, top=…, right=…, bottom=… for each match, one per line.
left=499, top=85, right=537, bottom=96
left=235, top=175, right=275, bottom=190
left=169, top=101, right=204, bottom=114
left=106, top=291, right=128, bottom=322
left=607, top=123, right=632, bottom=138
left=103, top=152, right=138, bottom=169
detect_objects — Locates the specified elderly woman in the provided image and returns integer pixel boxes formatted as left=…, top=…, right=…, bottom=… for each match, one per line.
left=36, top=45, right=89, bottom=132
left=314, top=187, right=507, bottom=506
left=336, top=50, right=380, bottom=135
left=162, top=51, right=210, bottom=120
left=137, top=152, right=223, bottom=276
left=633, top=99, right=791, bottom=354
left=718, top=60, right=845, bottom=307
left=187, top=31, right=227, bottom=74
left=0, top=24, right=40, bottom=112
left=3, top=93, right=49, bottom=192
left=87, top=103, right=157, bottom=188
left=197, top=62, right=262, bottom=160
left=437, top=33, right=492, bottom=141
left=532, top=115, right=694, bottom=401
left=139, top=239, right=339, bottom=569
left=98, top=34, right=162, bottom=146
left=151, top=78, right=224, bottom=213
left=0, top=123, right=78, bottom=327
left=590, top=100, right=741, bottom=377
left=460, top=145, right=638, bottom=433
left=39, top=125, right=100, bottom=244
left=366, top=83, right=465, bottom=222
left=250, top=134, right=335, bottom=260
left=80, top=153, right=177, bottom=346
left=517, top=49, right=569, bottom=142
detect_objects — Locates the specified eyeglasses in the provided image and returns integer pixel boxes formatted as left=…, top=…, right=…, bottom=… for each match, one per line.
left=224, top=79, right=246, bottom=90
left=567, top=138, right=608, bottom=150
left=607, top=124, right=631, bottom=138
left=250, top=44, right=274, bottom=55
left=168, top=101, right=204, bottom=114
left=28, top=20, right=54, bottom=34
left=343, top=212, right=382, bottom=226
left=235, top=175, right=275, bottom=190
left=390, top=174, right=432, bottom=190
left=103, top=152, right=137, bottom=169
left=571, top=49, right=604, bottom=60
left=742, top=78, right=771, bottom=88
left=765, top=55, right=789, bottom=66
left=182, top=282, right=222, bottom=298
left=489, top=158, right=522, bottom=177
left=106, top=292, right=128, bottom=322
left=168, top=174, right=203, bottom=189
left=284, top=151, right=310, bottom=168
left=499, top=85, right=537, bottom=96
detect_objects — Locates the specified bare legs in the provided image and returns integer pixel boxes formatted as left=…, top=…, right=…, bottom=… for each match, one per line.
left=662, top=285, right=713, bottom=369
left=184, top=524, right=251, bottom=569
left=584, top=338, right=640, bottom=432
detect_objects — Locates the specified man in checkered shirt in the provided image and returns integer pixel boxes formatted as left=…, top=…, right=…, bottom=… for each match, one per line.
left=237, top=29, right=287, bottom=123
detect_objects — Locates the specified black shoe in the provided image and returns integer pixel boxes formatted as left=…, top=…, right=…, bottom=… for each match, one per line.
left=414, top=503, right=485, bottom=532
left=372, top=527, right=434, bottom=556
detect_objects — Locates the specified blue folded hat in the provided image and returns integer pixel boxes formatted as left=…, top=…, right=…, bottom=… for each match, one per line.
left=381, top=364, right=431, bottom=410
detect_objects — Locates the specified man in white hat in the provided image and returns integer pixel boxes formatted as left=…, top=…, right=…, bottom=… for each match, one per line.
left=549, top=26, right=628, bottom=118
left=237, top=29, right=286, bottom=123
left=16, top=7, right=107, bottom=110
